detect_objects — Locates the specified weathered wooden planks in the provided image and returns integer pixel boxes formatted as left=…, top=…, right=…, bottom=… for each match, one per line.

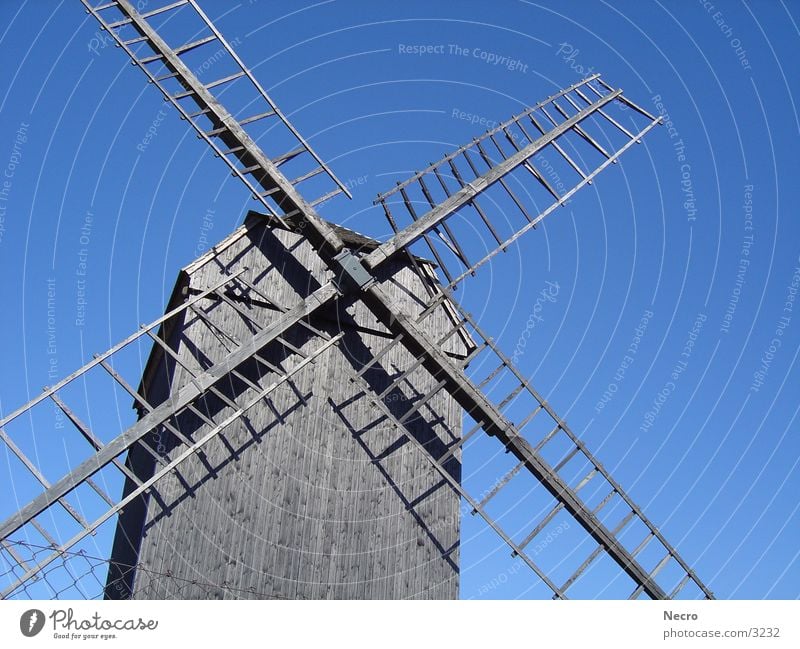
left=107, top=212, right=465, bottom=600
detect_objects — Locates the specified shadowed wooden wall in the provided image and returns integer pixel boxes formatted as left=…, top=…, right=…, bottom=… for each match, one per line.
left=105, top=212, right=466, bottom=600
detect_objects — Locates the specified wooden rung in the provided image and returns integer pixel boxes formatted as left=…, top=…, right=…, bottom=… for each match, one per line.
left=205, top=384, right=244, bottom=414
left=397, top=185, right=457, bottom=286
left=417, top=175, right=474, bottom=272
left=1, top=539, right=34, bottom=574
left=558, top=510, right=637, bottom=595
left=438, top=419, right=483, bottom=464
left=566, top=123, right=613, bottom=161
left=106, top=17, right=132, bottom=29
left=540, top=136, right=589, bottom=182
left=272, top=146, right=305, bottom=166
left=552, top=445, right=581, bottom=473
left=596, top=77, right=616, bottom=93
left=629, top=552, right=672, bottom=600
left=502, top=126, right=522, bottom=150
left=471, top=141, right=535, bottom=223
left=155, top=71, right=181, bottom=82
left=446, top=159, right=505, bottom=247
left=141, top=35, right=217, bottom=64
left=0, top=426, right=51, bottom=489
left=516, top=404, right=544, bottom=431
left=512, top=117, right=535, bottom=144
left=592, top=489, right=618, bottom=514
left=515, top=502, right=563, bottom=554
left=218, top=144, right=244, bottom=155
left=185, top=403, right=219, bottom=432
left=584, top=80, right=605, bottom=98
left=93, top=1, right=118, bottom=9
left=613, top=509, right=638, bottom=535
left=186, top=303, right=240, bottom=348
left=188, top=107, right=212, bottom=119
left=376, top=355, right=427, bottom=400
left=460, top=340, right=488, bottom=368
left=311, top=187, right=343, bottom=207
left=92, top=356, right=190, bottom=468
left=477, top=362, right=506, bottom=389
left=140, top=0, right=189, bottom=19
left=550, top=97, right=578, bottom=120
left=488, top=134, right=511, bottom=162
left=211, top=288, right=265, bottom=333
left=274, top=335, right=308, bottom=359
left=436, top=163, right=503, bottom=248
left=142, top=329, right=199, bottom=377
left=472, top=138, right=500, bottom=168
left=137, top=52, right=164, bottom=64
left=57, top=498, right=92, bottom=534
left=290, top=166, right=325, bottom=186
left=258, top=186, right=282, bottom=198
left=558, top=546, right=604, bottom=594
left=239, top=109, right=276, bottom=126
left=171, top=87, right=195, bottom=100
left=123, top=35, right=149, bottom=46
left=396, top=379, right=448, bottom=425
left=174, top=34, right=217, bottom=55
left=31, top=519, right=58, bottom=547
left=472, top=460, right=526, bottom=513
left=0, top=425, right=89, bottom=532
left=572, top=87, right=636, bottom=139
left=49, top=394, right=105, bottom=451
left=234, top=275, right=287, bottom=312
left=497, top=383, right=525, bottom=410
left=85, top=476, right=114, bottom=507
left=669, top=573, right=692, bottom=599
left=229, top=368, right=263, bottom=394
left=416, top=292, right=449, bottom=323
left=95, top=356, right=149, bottom=408
left=435, top=315, right=469, bottom=349
left=522, top=160, right=562, bottom=203
left=353, top=335, right=405, bottom=379
left=574, top=468, right=598, bottom=491
left=616, top=93, right=659, bottom=121
left=173, top=72, right=243, bottom=100
left=430, top=164, right=455, bottom=197
left=205, top=123, right=229, bottom=136
left=533, top=424, right=562, bottom=451
left=631, top=532, right=655, bottom=558
left=539, top=105, right=564, bottom=129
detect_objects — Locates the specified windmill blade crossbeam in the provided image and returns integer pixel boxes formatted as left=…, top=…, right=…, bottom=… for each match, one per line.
left=368, top=76, right=660, bottom=289
left=80, top=0, right=351, bottom=216
left=354, top=277, right=713, bottom=600
left=417, top=288, right=714, bottom=599
left=0, top=268, right=343, bottom=599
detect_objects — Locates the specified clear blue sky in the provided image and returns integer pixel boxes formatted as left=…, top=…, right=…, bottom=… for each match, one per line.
left=0, top=0, right=797, bottom=600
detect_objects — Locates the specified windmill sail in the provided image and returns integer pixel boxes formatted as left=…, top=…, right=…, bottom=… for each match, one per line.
left=0, top=0, right=712, bottom=600
left=0, top=260, right=343, bottom=598
left=339, top=76, right=713, bottom=599
left=369, top=74, right=660, bottom=287
left=81, top=0, right=352, bottom=215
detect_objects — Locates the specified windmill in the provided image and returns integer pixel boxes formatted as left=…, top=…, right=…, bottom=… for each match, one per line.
left=0, top=0, right=713, bottom=600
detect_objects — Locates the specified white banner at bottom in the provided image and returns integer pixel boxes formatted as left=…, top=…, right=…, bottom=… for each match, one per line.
left=1, top=600, right=796, bottom=647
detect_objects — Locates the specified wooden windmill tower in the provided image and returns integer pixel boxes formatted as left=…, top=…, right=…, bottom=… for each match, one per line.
left=0, top=0, right=713, bottom=600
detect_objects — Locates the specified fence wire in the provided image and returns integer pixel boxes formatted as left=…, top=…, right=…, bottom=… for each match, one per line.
left=1, top=540, right=297, bottom=600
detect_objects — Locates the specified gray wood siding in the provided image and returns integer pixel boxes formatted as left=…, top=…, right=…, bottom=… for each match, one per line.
left=108, top=214, right=464, bottom=600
